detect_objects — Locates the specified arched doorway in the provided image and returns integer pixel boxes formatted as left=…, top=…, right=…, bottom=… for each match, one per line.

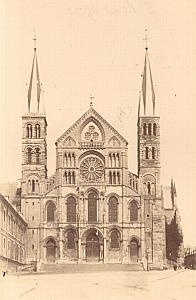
left=130, top=239, right=139, bottom=263
left=46, top=238, right=56, bottom=263
left=86, top=232, right=100, bottom=261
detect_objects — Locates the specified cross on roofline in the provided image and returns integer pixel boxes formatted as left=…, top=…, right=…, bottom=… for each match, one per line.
left=143, top=28, right=149, bottom=50
left=33, top=31, right=37, bottom=50
left=90, top=94, right=95, bottom=108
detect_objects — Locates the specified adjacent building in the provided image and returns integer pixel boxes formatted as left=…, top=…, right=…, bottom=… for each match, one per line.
left=0, top=193, right=27, bottom=272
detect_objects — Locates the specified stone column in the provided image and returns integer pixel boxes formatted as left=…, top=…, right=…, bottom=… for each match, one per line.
left=44, top=246, right=47, bottom=263
left=78, top=238, right=81, bottom=263
left=59, top=229, right=64, bottom=259
left=82, top=243, right=86, bottom=261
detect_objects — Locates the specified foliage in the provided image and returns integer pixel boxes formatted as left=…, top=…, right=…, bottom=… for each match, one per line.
left=165, top=210, right=183, bottom=261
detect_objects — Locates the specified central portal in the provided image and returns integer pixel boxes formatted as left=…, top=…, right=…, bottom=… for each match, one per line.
left=86, top=232, right=100, bottom=261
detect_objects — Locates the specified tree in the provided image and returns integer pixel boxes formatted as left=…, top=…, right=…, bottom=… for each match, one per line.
left=165, top=210, right=183, bottom=261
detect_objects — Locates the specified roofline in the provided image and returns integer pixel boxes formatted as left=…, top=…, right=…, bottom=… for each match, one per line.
left=55, top=107, right=128, bottom=145
left=0, top=193, right=27, bottom=226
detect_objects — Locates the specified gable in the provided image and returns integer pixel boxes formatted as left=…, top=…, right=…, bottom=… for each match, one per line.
left=56, top=107, right=128, bottom=148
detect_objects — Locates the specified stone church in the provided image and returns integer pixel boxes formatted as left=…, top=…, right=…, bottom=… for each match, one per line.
left=19, top=42, right=179, bottom=270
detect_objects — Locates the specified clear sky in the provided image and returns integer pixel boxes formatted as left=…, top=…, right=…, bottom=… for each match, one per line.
left=0, top=1, right=195, bottom=246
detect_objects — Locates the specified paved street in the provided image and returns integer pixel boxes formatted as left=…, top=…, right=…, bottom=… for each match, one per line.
left=0, top=269, right=195, bottom=300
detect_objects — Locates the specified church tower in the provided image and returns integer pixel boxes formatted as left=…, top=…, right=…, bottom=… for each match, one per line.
left=21, top=38, right=47, bottom=262
left=137, top=44, right=165, bottom=269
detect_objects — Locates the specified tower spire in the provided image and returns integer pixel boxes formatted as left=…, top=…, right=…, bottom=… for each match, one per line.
left=138, top=91, right=141, bottom=120
left=27, top=33, right=41, bottom=113
left=141, top=30, right=156, bottom=116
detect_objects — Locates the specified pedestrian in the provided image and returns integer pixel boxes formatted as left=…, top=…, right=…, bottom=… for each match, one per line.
left=2, top=270, right=6, bottom=277
left=173, top=261, right=177, bottom=271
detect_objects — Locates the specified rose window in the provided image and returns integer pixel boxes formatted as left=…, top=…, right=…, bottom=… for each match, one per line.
left=84, top=126, right=99, bottom=141
left=80, top=157, right=104, bottom=182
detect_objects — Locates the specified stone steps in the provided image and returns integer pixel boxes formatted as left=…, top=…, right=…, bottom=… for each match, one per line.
left=40, top=263, right=144, bottom=273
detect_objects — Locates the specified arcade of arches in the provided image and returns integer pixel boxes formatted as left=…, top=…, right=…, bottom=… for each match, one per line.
left=44, top=229, right=140, bottom=263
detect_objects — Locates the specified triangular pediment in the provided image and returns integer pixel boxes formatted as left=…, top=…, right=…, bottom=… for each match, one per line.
left=56, top=107, right=128, bottom=148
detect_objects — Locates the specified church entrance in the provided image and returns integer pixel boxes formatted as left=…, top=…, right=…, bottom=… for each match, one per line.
left=130, top=239, right=139, bottom=263
left=86, top=232, right=100, bottom=261
left=46, top=238, right=56, bottom=263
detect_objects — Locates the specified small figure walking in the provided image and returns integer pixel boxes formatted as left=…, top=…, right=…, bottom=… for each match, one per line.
left=2, top=271, right=6, bottom=277
left=173, top=261, right=177, bottom=271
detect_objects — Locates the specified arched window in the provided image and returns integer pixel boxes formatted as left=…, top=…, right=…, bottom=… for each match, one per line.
left=46, top=201, right=56, bottom=222
left=130, top=200, right=138, bottom=222
left=68, top=171, right=71, bottom=184
left=108, top=197, right=118, bottom=223
left=35, top=148, right=41, bottom=164
left=35, top=124, right=41, bottom=138
left=113, top=153, right=116, bottom=167
left=36, top=180, right=39, bottom=193
left=64, top=153, right=68, bottom=167
left=113, top=172, right=116, bottom=184
left=116, top=153, right=120, bottom=167
left=110, top=230, right=120, bottom=248
left=72, top=153, right=75, bottom=167
left=67, top=230, right=75, bottom=249
left=152, top=147, right=155, bottom=159
left=109, top=171, right=112, bottom=184
left=67, top=197, right=76, bottom=223
left=153, top=123, right=157, bottom=136
left=72, top=172, right=75, bottom=184
left=109, top=153, right=112, bottom=167
left=147, top=182, right=151, bottom=194
left=28, top=180, right=31, bottom=193
left=27, top=148, right=32, bottom=164
left=88, top=192, right=97, bottom=223
left=68, top=153, right=71, bottom=167
left=143, top=123, right=147, bottom=135
left=117, top=172, right=120, bottom=185
left=145, top=147, right=149, bottom=159
left=64, top=172, right=67, bottom=184
left=32, top=180, right=35, bottom=192
left=26, top=124, right=32, bottom=138
left=148, top=123, right=152, bottom=135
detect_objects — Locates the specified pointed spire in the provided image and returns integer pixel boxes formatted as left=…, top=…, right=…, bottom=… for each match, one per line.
left=138, top=91, right=141, bottom=119
left=141, top=30, right=156, bottom=116
left=27, top=33, right=42, bottom=113
left=142, top=52, right=147, bottom=115
left=171, top=178, right=177, bottom=208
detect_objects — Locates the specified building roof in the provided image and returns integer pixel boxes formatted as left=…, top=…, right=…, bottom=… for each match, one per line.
left=0, top=182, right=18, bottom=204
left=0, top=193, right=27, bottom=225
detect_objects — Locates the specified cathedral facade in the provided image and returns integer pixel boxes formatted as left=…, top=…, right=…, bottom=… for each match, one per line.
left=20, top=44, right=166, bottom=270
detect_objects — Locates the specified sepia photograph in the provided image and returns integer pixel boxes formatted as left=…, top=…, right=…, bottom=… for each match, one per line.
left=0, top=1, right=195, bottom=299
